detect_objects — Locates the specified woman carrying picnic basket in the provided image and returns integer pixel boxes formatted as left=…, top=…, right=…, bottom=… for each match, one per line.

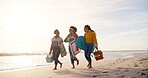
left=84, top=25, right=99, bottom=68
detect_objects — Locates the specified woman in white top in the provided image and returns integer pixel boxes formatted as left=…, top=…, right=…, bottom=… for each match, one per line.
left=50, top=29, right=63, bottom=70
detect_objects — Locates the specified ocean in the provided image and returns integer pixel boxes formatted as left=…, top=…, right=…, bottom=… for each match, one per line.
left=0, top=50, right=147, bottom=71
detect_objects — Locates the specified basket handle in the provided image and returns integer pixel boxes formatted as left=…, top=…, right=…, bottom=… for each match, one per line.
left=95, top=48, right=99, bottom=52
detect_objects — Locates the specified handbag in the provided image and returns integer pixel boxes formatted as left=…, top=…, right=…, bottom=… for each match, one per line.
left=46, top=53, right=53, bottom=63
left=93, top=49, right=104, bottom=61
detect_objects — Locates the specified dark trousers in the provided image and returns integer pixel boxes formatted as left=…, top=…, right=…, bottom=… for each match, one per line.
left=53, top=46, right=60, bottom=65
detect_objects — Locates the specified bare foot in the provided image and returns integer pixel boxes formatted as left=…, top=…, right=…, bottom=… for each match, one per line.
left=88, top=66, right=92, bottom=68
left=53, top=68, right=57, bottom=70
left=72, top=67, right=75, bottom=69
left=87, top=63, right=90, bottom=67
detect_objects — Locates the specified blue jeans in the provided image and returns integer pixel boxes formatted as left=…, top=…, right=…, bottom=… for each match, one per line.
left=84, top=43, right=93, bottom=62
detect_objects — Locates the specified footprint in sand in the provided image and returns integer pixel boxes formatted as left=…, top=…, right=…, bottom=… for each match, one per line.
left=137, top=72, right=140, bottom=74
left=92, top=75, right=97, bottom=77
left=116, top=75, right=126, bottom=78
left=124, top=70, right=129, bottom=72
left=134, top=63, right=139, bottom=67
left=117, top=67, right=123, bottom=69
left=102, top=71, right=108, bottom=73
left=116, top=73, right=119, bottom=75
left=121, top=75, right=125, bottom=77
left=141, top=72, right=146, bottom=75
left=116, top=70, right=120, bottom=71
left=142, top=69, right=148, bottom=71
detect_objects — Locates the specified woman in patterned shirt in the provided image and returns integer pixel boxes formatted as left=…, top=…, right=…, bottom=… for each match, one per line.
left=50, top=29, right=63, bottom=70
left=64, top=26, right=79, bottom=69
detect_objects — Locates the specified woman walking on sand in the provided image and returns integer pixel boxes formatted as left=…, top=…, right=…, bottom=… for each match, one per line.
left=49, top=29, right=63, bottom=70
left=84, top=25, right=98, bottom=68
left=64, top=26, right=79, bottom=69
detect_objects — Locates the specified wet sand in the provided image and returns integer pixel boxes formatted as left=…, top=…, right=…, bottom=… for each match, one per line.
left=0, top=54, right=148, bottom=78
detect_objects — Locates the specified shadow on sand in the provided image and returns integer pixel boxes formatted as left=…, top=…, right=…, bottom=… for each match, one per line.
left=54, top=67, right=148, bottom=78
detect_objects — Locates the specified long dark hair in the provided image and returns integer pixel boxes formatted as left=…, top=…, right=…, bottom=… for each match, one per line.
left=84, top=25, right=94, bottom=32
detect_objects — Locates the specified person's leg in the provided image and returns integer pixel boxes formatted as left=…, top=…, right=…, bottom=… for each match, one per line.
left=53, top=61, right=58, bottom=70
left=85, top=44, right=90, bottom=67
left=87, top=43, right=94, bottom=68
left=69, top=47, right=75, bottom=68
left=84, top=44, right=89, bottom=61
left=73, top=57, right=79, bottom=65
left=71, top=58, right=75, bottom=69
left=53, top=55, right=58, bottom=70
left=56, top=47, right=62, bottom=68
left=53, top=47, right=61, bottom=70
left=58, top=60, right=62, bottom=68
left=76, top=57, right=79, bottom=65
left=52, top=50, right=57, bottom=70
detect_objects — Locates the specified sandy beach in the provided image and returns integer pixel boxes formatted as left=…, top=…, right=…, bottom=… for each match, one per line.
left=0, top=54, right=148, bottom=78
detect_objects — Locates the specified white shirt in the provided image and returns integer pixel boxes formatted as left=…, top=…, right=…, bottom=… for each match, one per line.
left=52, top=36, right=63, bottom=47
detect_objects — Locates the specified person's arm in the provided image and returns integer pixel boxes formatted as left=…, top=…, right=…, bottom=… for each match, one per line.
left=93, top=32, right=98, bottom=49
left=49, top=38, right=54, bottom=54
left=75, top=33, right=78, bottom=39
left=60, top=37, right=64, bottom=44
left=49, top=42, right=53, bottom=54
left=73, top=33, right=78, bottom=42
left=61, top=38, right=64, bottom=43
left=64, top=34, right=69, bottom=43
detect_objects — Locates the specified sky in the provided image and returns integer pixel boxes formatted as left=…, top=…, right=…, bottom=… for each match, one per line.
left=0, top=0, right=147, bottom=53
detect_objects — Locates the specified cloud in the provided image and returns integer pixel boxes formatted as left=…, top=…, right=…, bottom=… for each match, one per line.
left=119, top=29, right=148, bottom=36
left=0, top=0, right=147, bottom=51
left=99, top=28, right=147, bottom=50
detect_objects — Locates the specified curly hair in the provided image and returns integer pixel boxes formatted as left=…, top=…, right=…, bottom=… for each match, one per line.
left=70, top=26, right=77, bottom=32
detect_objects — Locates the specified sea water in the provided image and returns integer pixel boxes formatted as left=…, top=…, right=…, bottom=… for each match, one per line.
left=0, top=50, right=147, bottom=71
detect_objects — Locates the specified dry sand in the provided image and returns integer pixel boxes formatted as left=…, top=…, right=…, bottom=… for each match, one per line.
left=0, top=54, right=148, bottom=78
